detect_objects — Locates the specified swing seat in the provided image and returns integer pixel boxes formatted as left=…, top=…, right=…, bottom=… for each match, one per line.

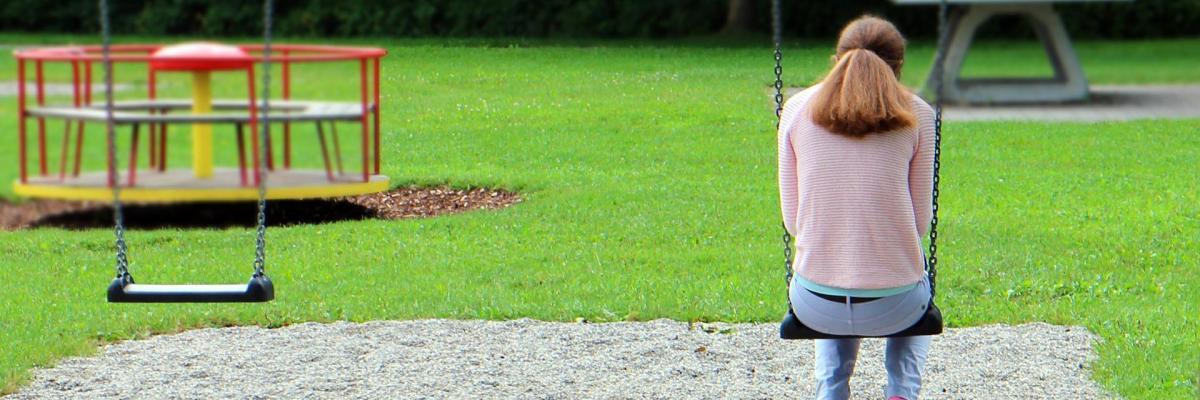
left=107, top=275, right=274, bottom=303
left=779, top=301, right=943, bottom=339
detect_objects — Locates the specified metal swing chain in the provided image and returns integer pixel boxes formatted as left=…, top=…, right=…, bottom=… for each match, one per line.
left=252, top=0, right=274, bottom=278
left=927, top=0, right=950, bottom=298
left=772, top=0, right=784, bottom=121
left=101, top=0, right=274, bottom=281
left=99, top=0, right=130, bottom=281
left=772, top=0, right=792, bottom=287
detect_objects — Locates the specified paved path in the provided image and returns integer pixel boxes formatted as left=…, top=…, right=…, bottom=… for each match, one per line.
left=786, top=84, right=1200, bottom=122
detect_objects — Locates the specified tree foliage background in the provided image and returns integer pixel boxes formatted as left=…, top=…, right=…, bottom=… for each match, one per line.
left=2, top=0, right=1197, bottom=39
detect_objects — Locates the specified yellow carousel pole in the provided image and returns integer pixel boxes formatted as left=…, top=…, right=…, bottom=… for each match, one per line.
left=191, top=71, right=213, bottom=178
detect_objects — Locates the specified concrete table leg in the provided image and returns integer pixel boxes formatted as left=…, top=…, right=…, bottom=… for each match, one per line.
left=926, top=3, right=1089, bottom=104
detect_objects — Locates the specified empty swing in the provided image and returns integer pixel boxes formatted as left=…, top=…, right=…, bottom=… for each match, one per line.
left=104, top=0, right=279, bottom=303
left=772, top=0, right=950, bottom=339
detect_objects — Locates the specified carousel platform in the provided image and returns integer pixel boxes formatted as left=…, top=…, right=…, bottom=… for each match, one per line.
left=14, top=168, right=389, bottom=203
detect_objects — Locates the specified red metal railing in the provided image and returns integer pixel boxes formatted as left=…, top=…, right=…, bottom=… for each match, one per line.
left=12, top=44, right=387, bottom=187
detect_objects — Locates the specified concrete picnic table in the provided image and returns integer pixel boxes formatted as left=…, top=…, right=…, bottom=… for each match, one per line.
left=894, top=0, right=1131, bottom=104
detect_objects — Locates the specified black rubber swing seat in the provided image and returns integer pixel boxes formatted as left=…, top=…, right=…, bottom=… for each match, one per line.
left=779, top=301, right=943, bottom=340
left=107, top=275, right=274, bottom=303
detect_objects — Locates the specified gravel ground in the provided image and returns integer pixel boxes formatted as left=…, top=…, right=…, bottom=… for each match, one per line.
left=5, top=320, right=1114, bottom=400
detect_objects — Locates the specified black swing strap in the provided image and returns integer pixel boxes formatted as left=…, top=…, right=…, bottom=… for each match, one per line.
left=106, top=0, right=276, bottom=303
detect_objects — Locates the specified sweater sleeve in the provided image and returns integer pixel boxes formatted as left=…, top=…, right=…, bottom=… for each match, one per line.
left=909, top=101, right=936, bottom=237
left=778, top=116, right=799, bottom=236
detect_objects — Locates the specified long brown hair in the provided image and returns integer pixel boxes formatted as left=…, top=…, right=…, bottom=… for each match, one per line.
left=809, top=16, right=915, bottom=137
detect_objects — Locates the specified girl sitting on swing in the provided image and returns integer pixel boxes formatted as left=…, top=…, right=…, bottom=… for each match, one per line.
left=777, top=16, right=936, bottom=400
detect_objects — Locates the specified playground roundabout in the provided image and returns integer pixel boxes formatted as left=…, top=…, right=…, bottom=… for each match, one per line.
left=4, top=320, right=1114, bottom=399
left=12, top=43, right=390, bottom=203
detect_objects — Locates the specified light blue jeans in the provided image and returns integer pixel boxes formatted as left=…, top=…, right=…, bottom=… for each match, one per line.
left=814, top=336, right=932, bottom=400
left=790, top=275, right=933, bottom=400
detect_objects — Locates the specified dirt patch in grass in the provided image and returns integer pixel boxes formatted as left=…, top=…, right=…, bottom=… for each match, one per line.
left=0, top=186, right=521, bottom=230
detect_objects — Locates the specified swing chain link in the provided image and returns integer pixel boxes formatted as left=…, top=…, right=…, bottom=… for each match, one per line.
left=782, top=226, right=793, bottom=284
left=771, top=0, right=784, bottom=121
left=929, top=107, right=941, bottom=297
left=771, top=0, right=793, bottom=288
left=99, top=0, right=130, bottom=281
left=252, top=0, right=274, bottom=278
left=927, top=0, right=950, bottom=298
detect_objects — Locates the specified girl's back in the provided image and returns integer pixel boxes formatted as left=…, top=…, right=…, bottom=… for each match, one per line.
left=779, top=85, right=934, bottom=291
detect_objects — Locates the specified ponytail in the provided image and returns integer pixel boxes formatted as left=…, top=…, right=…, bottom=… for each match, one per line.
left=809, top=48, right=916, bottom=137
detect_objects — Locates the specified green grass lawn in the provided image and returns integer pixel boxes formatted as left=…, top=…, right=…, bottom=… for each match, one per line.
left=0, top=36, right=1197, bottom=398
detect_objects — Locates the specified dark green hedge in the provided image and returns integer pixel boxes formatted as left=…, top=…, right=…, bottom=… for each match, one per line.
left=769, top=0, right=1200, bottom=40
left=2, top=0, right=1197, bottom=39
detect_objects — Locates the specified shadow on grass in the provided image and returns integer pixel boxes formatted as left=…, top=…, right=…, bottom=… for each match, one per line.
left=2, top=186, right=522, bottom=231
left=29, top=200, right=377, bottom=230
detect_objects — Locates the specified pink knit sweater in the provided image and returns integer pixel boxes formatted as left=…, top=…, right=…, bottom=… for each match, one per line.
left=777, top=84, right=935, bottom=290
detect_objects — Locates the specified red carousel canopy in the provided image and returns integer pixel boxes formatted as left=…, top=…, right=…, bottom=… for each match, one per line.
left=150, top=42, right=253, bottom=71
